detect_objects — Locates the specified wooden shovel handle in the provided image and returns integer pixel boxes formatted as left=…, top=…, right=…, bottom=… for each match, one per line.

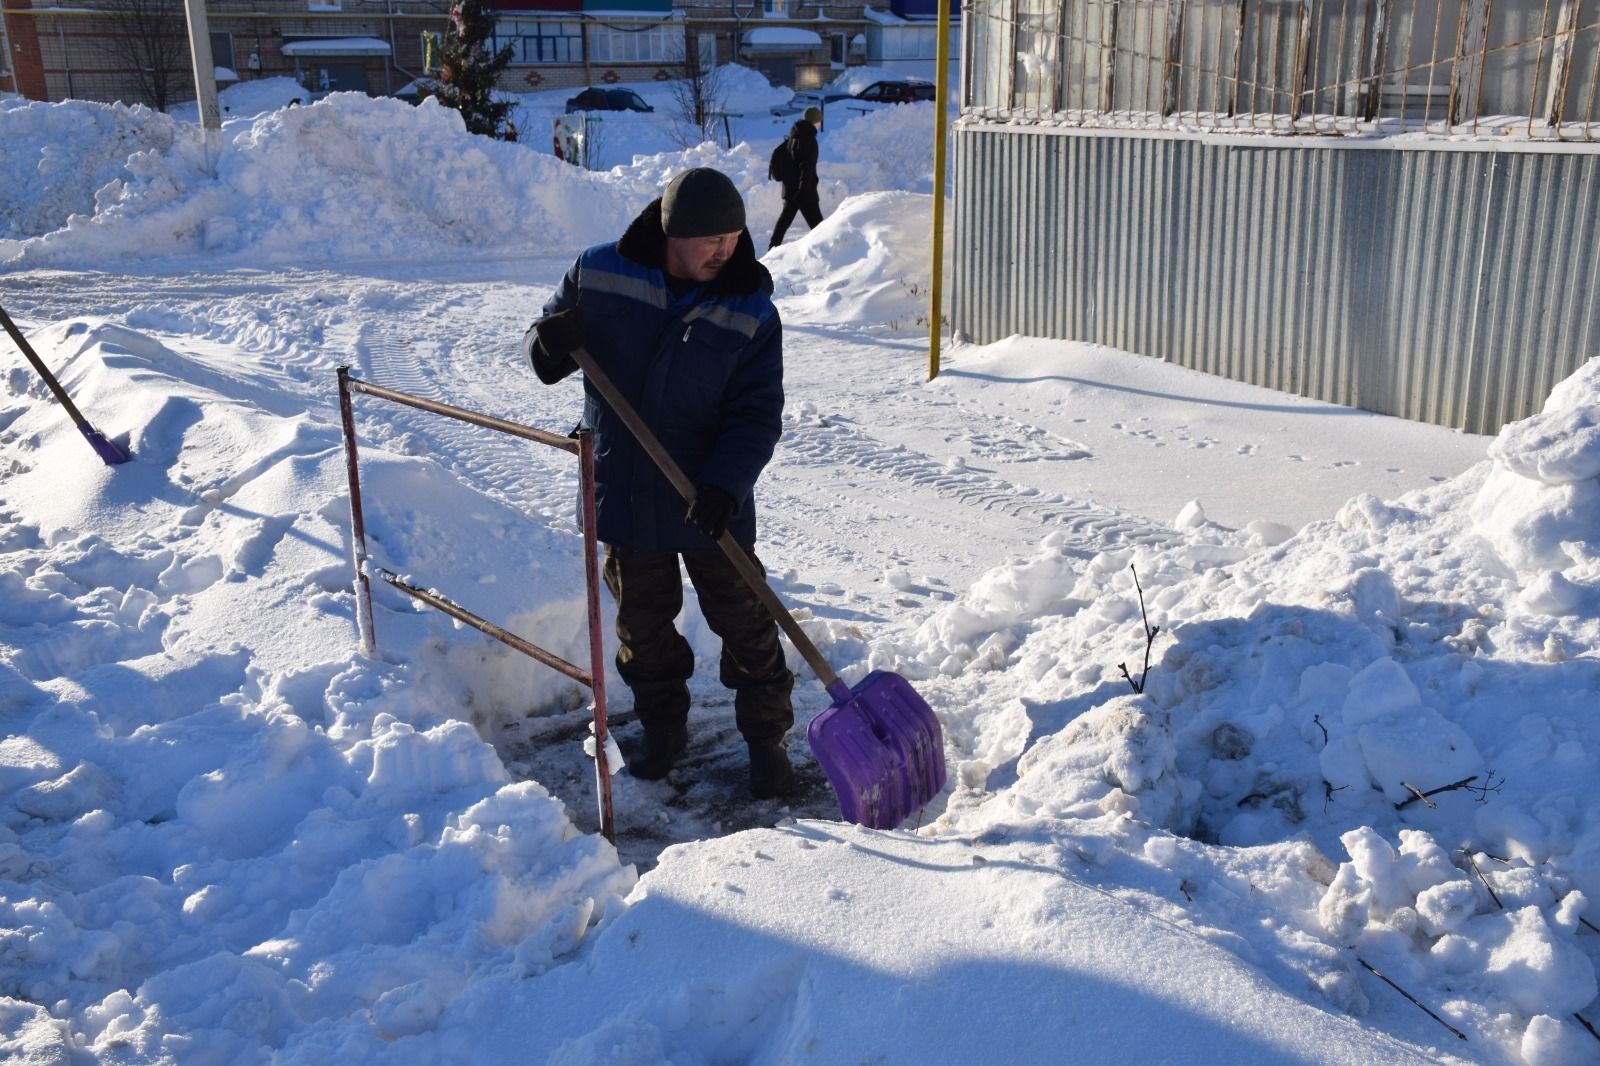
left=0, top=303, right=93, bottom=431
left=567, top=344, right=841, bottom=689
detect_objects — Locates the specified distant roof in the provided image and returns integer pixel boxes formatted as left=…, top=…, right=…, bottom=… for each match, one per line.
left=281, top=37, right=392, bottom=57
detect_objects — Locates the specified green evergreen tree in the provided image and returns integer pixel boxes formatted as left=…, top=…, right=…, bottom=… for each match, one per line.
left=424, top=1, right=515, bottom=138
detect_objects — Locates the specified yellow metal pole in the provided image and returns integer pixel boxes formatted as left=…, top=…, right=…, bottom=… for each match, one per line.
left=928, top=0, right=952, bottom=381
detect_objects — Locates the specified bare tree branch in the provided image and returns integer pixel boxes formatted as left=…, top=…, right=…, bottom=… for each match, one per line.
left=1394, top=772, right=1504, bottom=811
left=1460, top=849, right=1504, bottom=909
left=1118, top=565, right=1159, bottom=694
left=1357, top=957, right=1468, bottom=1041
left=85, top=0, right=189, bottom=112
left=667, top=41, right=727, bottom=148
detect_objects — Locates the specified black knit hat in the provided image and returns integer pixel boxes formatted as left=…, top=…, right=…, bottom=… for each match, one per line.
left=660, top=167, right=746, bottom=237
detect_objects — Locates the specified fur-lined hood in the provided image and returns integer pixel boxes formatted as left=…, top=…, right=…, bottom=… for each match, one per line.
left=616, top=198, right=774, bottom=298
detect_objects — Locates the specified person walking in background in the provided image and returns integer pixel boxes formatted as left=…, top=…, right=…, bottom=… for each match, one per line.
left=768, top=107, right=825, bottom=250
left=523, top=168, right=796, bottom=800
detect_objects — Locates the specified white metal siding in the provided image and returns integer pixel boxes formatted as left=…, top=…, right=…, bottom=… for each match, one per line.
left=952, top=125, right=1600, bottom=433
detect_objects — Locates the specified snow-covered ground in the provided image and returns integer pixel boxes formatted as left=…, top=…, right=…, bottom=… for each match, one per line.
left=2, top=83, right=1597, bottom=1065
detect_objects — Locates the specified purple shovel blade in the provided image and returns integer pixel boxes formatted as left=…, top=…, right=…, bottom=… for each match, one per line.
left=806, top=671, right=947, bottom=830
left=83, top=428, right=130, bottom=465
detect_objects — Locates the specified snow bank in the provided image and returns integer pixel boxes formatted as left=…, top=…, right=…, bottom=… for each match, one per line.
left=168, top=75, right=309, bottom=124
left=875, top=356, right=1600, bottom=1059
left=0, top=315, right=632, bottom=1058
left=0, top=99, right=182, bottom=242
left=763, top=191, right=949, bottom=329
left=822, top=100, right=948, bottom=195
left=0, top=94, right=641, bottom=267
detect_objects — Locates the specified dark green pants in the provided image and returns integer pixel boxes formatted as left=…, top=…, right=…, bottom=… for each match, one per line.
left=602, top=545, right=794, bottom=746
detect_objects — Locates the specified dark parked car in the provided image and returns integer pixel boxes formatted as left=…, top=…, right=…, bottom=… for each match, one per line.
left=565, top=88, right=654, bottom=114
left=853, top=80, right=936, bottom=104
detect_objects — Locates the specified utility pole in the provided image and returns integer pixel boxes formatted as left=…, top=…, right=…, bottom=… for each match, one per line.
left=182, top=0, right=221, bottom=174
left=928, top=0, right=952, bottom=380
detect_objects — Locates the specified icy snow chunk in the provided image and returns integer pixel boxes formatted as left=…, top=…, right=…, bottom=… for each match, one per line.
left=1481, top=906, right=1597, bottom=1016
left=1317, top=862, right=1372, bottom=942
left=1173, top=499, right=1206, bottom=530
left=1551, top=891, right=1589, bottom=934
left=1328, top=827, right=1473, bottom=926
left=1519, top=570, right=1589, bottom=615
left=1522, top=1013, right=1597, bottom=1066
left=1009, top=694, right=1191, bottom=831
left=1318, top=734, right=1371, bottom=795
left=1336, top=568, right=1399, bottom=624
left=884, top=568, right=914, bottom=591
left=1357, top=712, right=1482, bottom=807
left=1335, top=493, right=1410, bottom=533
left=1415, top=879, right=1477, bottom=937
left=12, top=762, right=116, bottom=821
left=1339, top=658, right=1420, bottom=728
left=1471, top=468, right=1600, bottom=574
left=1339, top=828, right=1413, bottom=911
left=1489, top=355, right=1600, bottom=484
left=0, top=997, right=73, bottom=1065
left=1470, top=356, right=1600, bottom=576
left=583, top=719, right=625, bottom=775
left=372, top=980, right=442, bottom=1040
left=1245, top=519, right=1296, bottom=547
left=366, top=718, right=507, bottom=793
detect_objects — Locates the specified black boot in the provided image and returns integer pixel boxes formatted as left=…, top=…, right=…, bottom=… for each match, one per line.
left=748, top=741, right=794, bottom=799
left=629, top=725, right=688, bottom=781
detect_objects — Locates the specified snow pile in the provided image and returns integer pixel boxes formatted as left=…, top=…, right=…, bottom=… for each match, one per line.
left=763, top=191, right=949, bottom=329
left=1471, top=355, right=1600, bottom=637
left=876, top=359, right=1600, bottom=1060
left=0, top=82, right=950, bottom=270
left=823, top=100, right=948, bottom=194
left=0, top=94, right=640, bottom=267
left=0, top=315, right=634, bottom=1059
left=0, top=99, right=182, bottom=241
left=168, top=75, right=310, bottom=124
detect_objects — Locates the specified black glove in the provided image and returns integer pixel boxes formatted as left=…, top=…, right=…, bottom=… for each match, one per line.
left=535, top=308, right=585, bottom=359
left=686, top=484, right=736, bottom=540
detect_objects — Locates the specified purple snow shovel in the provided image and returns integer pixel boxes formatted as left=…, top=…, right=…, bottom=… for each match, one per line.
left=0, top=304, right=129, bottom=466
left=567, top=345, right=946, bottom=829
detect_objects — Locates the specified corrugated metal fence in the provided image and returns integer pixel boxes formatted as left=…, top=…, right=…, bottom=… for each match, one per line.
left=951, top=126, right=1600, bottom=433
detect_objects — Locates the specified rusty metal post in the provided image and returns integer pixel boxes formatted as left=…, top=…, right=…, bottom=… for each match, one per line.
left=337, top=366, right=377, bottom=657
left=578, top=429, right=615, bottom=844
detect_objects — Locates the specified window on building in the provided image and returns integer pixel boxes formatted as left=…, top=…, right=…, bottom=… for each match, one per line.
left=588, top=23, right=679, bottom=64
left=493, top=19, right=583, bottom=64
left=210, top=32, right=234, bottom=71
left=830, top=32, right=847, bottom=67
left=882, top=25, right=938, bottom=61
left=764, top=0, right=788, bottom=15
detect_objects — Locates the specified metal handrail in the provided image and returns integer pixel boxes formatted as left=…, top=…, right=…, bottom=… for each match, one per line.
left=336, top=366, right=615, bottom=843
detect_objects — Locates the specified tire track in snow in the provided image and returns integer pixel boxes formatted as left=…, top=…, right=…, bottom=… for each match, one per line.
left=779, top=416, right=1179, bottom=556
left=353, top=319, right=577, bottom=527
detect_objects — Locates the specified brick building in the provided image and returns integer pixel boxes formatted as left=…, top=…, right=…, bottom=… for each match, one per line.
left=0, top=0, right=951, bottom=109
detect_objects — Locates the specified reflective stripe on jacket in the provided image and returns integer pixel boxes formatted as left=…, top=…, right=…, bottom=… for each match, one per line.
left=525, top=199, right=784, bottom=551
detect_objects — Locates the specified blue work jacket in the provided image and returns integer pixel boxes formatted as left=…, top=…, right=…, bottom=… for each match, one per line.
left=526, top=199, right=784, bottom=551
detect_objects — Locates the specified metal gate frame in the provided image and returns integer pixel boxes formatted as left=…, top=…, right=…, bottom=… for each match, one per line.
left=336, top=366, right=615, bottom=843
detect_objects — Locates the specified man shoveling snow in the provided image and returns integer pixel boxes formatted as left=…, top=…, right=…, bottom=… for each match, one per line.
left=525, top=167, right=797, bottom=801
